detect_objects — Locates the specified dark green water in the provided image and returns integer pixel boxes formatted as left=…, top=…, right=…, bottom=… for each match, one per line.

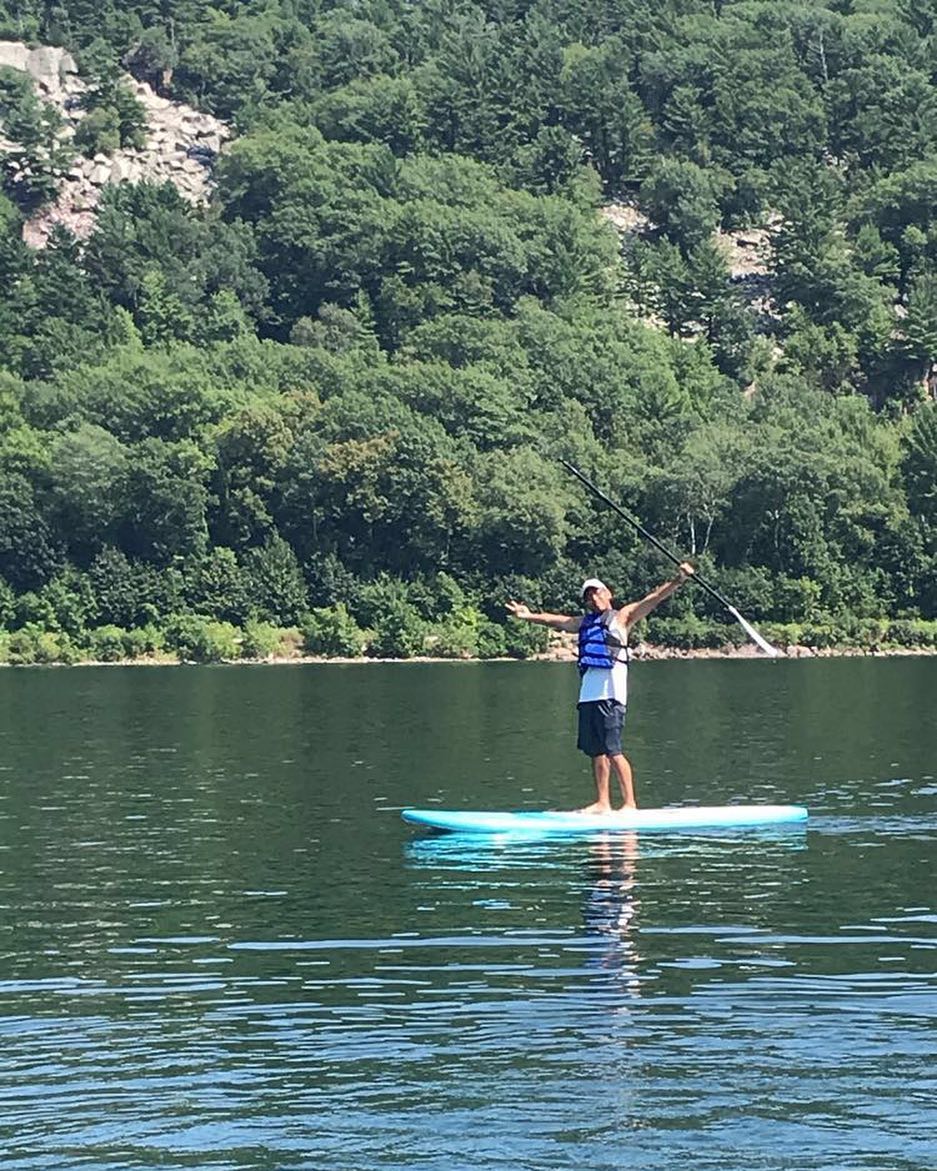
left=0, top=659, right=935, bottom=1170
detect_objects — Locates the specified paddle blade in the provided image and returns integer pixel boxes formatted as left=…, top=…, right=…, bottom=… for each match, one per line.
left=727, top=606, right=781, bottom=657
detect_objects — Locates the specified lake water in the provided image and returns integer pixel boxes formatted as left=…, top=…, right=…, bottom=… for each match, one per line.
left=0, top=659, right=935, bottom=1170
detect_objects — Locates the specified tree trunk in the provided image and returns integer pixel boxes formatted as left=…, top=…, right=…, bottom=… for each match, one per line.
left=702, top=515, right=714, bottom=555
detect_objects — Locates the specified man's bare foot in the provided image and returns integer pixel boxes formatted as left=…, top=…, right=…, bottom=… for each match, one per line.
left=577, top=801, right=613, bottom=815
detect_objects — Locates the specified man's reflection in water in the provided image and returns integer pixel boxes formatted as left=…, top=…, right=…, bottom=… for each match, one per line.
left=582, top=832, right=641, bottom=996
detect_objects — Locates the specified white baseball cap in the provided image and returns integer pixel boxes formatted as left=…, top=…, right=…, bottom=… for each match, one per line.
left=580, top=578, right=608, bottom=598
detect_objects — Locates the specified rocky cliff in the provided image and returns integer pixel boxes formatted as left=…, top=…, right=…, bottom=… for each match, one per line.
left=0, top=41, right=232, bottom=247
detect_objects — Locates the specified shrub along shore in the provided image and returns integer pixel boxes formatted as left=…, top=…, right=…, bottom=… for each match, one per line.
left=3, top=612, right=936, bottom=666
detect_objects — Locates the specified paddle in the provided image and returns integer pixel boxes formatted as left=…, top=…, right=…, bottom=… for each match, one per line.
left=560, top=459, right=780, bottom=658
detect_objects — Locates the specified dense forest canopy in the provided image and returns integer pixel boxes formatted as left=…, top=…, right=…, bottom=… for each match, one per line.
left=0, top=0, right=936, bottom=661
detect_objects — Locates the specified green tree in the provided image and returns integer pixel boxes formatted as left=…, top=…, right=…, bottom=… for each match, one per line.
left=215, top=123, right=387, bottom=329
left=852, top=223, right=901, bottom=285
left=164, top=614, right=239, bottom=663
left=75, top=68, right=147, bottom=154
left=638, top=158, right=726, bottom=253
left=0, top=574, right=13, bottom=629
left=861, top=160, right=937, bottom=292
left=558, top=39, right=652, bottom=194
left=312, top=76, right=425, bottom=154
left=781, top=308, right=861, bottom=395
left=241, top=535, right=308, bottom=625
left=74, top=104, right=120, bottom=155
left=368, top=597, right=426, bottom=658
left=28, top=566, right=95, bottom=636
left=302, top=603, right=365, bottom=657
left=472, top=447, right=569, bottom=577
left=311, top=14, right=399, bottom=91
left=117, top=438, right=210, bottom=563
left=212, top=397, right=301, bottom=549
left=899, top=269, right=937, bottom=397
left=89, top=545, right=181, bottom=628
left=84, top=181, right=267, bottom=324
left=903, top=405, right=937, bottom=521
left=182, top=547, right=251, bottom=624
left=45, top=345, right=236, bottom=443
left=419, top=11, right=512, bottom=162
left=827, top=57, right=937, bottom=173
left=0, top=472, right=62, bottom=591
left=508, top=124, right=591, bottom=198
left=0, top=65, right=72, bottom=207
left=390, top=360, right=533, bottom=449
left=645, top=421, right=750, bottom=557
left=125, top=25, right=178, bottom=93
left=45, top=423, right=128, bottom=559
left=137, top=266, right=194, bottom=345
left=173, top=11, right=279, bottom=119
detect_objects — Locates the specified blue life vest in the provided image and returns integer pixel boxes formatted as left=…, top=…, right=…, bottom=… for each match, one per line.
left=578, top=609, right=630, bottom=675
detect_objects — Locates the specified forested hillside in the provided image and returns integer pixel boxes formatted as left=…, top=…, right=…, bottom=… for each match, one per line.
left=1, top=0, right=936, bottom=662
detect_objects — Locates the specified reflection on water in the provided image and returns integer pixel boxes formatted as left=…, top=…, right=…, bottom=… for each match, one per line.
left=0, top=661, right=935, bottom=1170
left=407, top=832, right=645, bottom=993
left=582, top=835, right=640, bottom=991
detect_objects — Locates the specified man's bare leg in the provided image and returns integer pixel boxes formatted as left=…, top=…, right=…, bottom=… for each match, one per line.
left=580, top=754, right=614, bottom=814
left=609, top=753, right=636, bottom=808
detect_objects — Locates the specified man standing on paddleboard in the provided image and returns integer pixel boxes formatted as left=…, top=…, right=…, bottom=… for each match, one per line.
left=506, top=565, right=694, bottom=812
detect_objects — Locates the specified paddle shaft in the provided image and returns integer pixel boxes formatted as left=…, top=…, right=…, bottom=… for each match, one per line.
left=560, top=459, right=736, bottom=613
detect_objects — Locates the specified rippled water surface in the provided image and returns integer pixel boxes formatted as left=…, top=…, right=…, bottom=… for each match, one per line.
left=1, top=659, right=935, bottom=1170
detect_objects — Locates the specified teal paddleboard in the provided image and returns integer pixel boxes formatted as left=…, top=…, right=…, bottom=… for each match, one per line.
left=401, top=805, right=808, bottom=835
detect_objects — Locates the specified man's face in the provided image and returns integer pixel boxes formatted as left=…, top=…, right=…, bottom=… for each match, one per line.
left=584, top=585, right=613, bottom=612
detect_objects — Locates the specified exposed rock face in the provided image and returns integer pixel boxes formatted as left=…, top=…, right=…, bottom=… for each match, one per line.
left=15, top=42, right=78, bottom=96
left=0, top=40, right=232, bottom=247
left=599, top=201, right=773, bottom=282
left=0, top=40, right=78, bottom=91
left=599, top=200, right=780, bottom=329
left=598, top=203, right=651, bottom=236
left=713, top=227, right=771, bottom=280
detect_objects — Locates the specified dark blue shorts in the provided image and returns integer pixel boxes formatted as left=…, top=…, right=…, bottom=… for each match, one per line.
left=577, top=699, right=626, bottom=758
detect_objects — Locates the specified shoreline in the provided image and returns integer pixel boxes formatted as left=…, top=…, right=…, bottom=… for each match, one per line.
left=3, top=642, right=937, bottom=668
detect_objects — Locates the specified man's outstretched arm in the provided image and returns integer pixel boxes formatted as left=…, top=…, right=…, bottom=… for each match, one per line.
left=506, top=601, right=582, bottom=633
left=617, top=563, right=695, bottom=630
